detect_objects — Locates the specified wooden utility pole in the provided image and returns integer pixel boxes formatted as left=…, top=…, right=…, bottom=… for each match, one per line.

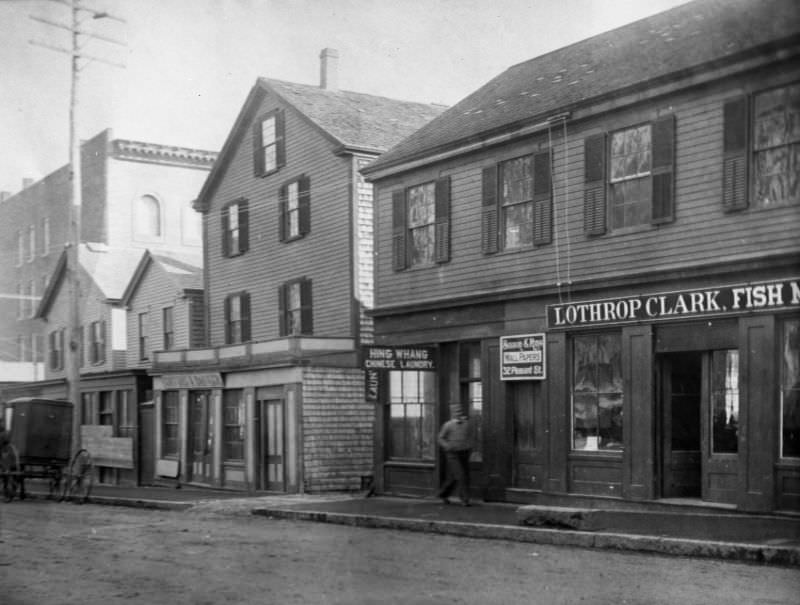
left=30, top=0, right=125, bottom=456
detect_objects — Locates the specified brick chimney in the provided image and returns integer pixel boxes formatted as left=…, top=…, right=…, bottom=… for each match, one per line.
left=319, top=48, right=339, bottom=91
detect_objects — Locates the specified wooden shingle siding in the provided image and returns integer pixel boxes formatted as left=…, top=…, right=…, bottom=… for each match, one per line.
left=373, top=71, right=800, bottom=310
left=207, top=94, right=355, bottom=346
left=355, top=157, right=375, bottom=344
left=301, top=367, right=374, bottom=491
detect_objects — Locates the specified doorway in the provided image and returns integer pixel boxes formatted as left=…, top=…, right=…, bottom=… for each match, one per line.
left=257, top=398, right=286, bottom=491
left=659, top=350, right=740, bottom=504
left=187, top=391, right=212, bottom=484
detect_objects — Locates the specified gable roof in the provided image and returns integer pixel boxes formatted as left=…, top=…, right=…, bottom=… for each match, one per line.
left=36, top=244, right=145, bottom=319
left=363, top=0, right=800, bottom=177
left=121, top=249, right=204, bottom=306
left=194, top=78, right=446, bottom=211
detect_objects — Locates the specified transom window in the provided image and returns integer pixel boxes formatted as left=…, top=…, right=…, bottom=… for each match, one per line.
left=609, top=125, right=652, bottom=228
left=388, top=370, right=436, bottom=460
left=752, top=83, right=800, bottom=208
left=500, top=156, right=534, bottom=249
left=407, top=182, right=436, bottom=266
left=572, top=333, right=623, bottom=452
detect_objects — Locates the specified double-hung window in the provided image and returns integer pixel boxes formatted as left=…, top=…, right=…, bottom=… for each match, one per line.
left=482, top=150, right=552, bottom=253
left=224, top=292, right=251, bottom=344
left=723, top=83, right=800, bottom=211
left=49, top=328, right=65, bottom=371
left=162, top=306, right=174, bottom=350
left=392, top=177, right=450, bottom=270
left=221, top=199, right=249, bottom=257
left=253, top=110, right=286, bottom=176
left=138, top=312, right=149, bottom=361
left=279, top=176, right=310, bottom=241
left=278, top=278, right=312, bottom=336
left=28, top=225, right=35, bottom=262
left=584, top=116, right=675, bottom=234
left=89, top=320, right=106, bottom=364
left=162, top=391, right=179, bottom=457
left=388, top=370, right=436, bottom=460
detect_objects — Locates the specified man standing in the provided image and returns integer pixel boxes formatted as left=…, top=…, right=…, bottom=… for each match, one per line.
left=437, top=403, right=474, bottom=506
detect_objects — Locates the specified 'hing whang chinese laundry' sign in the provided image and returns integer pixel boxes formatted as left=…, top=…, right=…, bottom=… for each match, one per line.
left=547, top=278, right=800, bottom=328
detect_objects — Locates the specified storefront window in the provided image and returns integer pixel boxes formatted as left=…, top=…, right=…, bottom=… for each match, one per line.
left=388, top=370, right=436, bottom=460
left=572, top=333, right=623, bottom=451
left=782, top=320, right=800, bottom=458
left=162, top=391, right=179, bottom=457
left=223, top=390, right=244, bottom=461
left=460, top=342, right=483, bottom=462
left=98, top=392, right=113, bottom=426
left=117, top=390, right=134, bottom=438
left=711, top=349, right=739, bottom=454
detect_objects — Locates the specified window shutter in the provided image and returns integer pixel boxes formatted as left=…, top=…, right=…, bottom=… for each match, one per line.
left=224, top=295, right=231, bottom=344
left=533, top=150, right=552, bottom=245
left=300, top=278, right=313, bottom=335
left=278, top=284, right=287, bottom=337
left=722, top=96, right=749, bottom=212
left=253, top=121, right=265, bottom=177
left=240, top=293, right=251, bottom=342
left=49, top=331, right=55, bottom=369
left=583, top=134, right=607, bottom=235
left=651, top=114, right=675, bottom=224
left=275, top=110, right=286, bottom=168
left=221, top=209, right=230, bottom=256
left=481, top=166, right=498, bottom=254
left=298, top=175, right=311, bottom=236
left=238, top=200, right=249, bottom=253
left=392, top=190, right=407, bottom=271
left=434, top=176, right=451, bottom=263
left=278, top=184, right=287, bottom=242
left=99, top=320, right=106, bottom=364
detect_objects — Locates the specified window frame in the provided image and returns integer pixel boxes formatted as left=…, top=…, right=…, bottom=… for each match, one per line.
left=138, top=312, right=149, bottom=361
left=41, top=217, right=50, bottom=256
left=253, top=109, right=286, bottom=177
left=222, top=389, right=245, bottom=461
left=279, top=175, right=311, bottom=241
left=162, top=391, right=180, bottom=457
left=135, top=194, right=163, bottom=240
left=49, top=328, right=65, bottom=371
left=89, top=320, right=106, bottom=365
left=221, top=198, right=249, bottom=257
left=28, top=224, right=36, bottom=262
left=387, top=369, right=437, bottom=461
left=392, top=176, right=450, bottom=271
left=278, top=278, right=312, bottom=336
left=224, top=291, right=251, bottom=344
left=162, top=306, right=174, bottom=350
left=781, top=318, right=800, bottom=459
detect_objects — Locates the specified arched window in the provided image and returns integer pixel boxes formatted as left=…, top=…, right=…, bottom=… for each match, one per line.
left=137, top=194, right=162, bottom=237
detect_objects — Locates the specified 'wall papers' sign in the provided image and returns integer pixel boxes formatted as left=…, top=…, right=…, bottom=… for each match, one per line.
left=500, top=334, right=546, bottom=381
left=547, top=278, right=800, bottom=329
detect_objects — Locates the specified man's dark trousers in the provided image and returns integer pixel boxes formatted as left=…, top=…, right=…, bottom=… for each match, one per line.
left=439, top=449, right=471, bottom=504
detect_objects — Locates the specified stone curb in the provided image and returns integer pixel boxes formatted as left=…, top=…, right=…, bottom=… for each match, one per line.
left=252, top=507, right=800, bottom=568
left=20, top=491, right=194, bottom=511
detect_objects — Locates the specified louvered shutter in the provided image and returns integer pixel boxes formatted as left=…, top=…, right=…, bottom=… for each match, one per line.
left=278, top=284, right=287, bottom=337
left=253, top=121, right=265, bottom=177
left=533, top=150, right=552, bottom=245
left=278, top=184, right=287, bottom=242
left=584, top=134, right=607, bottom=235
left=651, top=115, right=676, bottom=224
left=392, top=190, right=407, bottom=271
left=481, top=166, right=498, bottom=254
left=221, top=208, right=230, bottom=256
left=722, top=96, right=749, bottom=212
left=240, top=293, right=251, bottom=342
left=298, top=175, right=311, bottom=236
left=238, top=200, right=249, bottom=253
left=79, top=325, right=85, bottom=367
left=224, top=295, right=232, bottom=344
left=434, top=176, right=451, bottom=263
left=275, top=110, right=286, bottom=169
left=99, top=320, right=106, bottom=364
left=300, top=279, right=313, bottom=335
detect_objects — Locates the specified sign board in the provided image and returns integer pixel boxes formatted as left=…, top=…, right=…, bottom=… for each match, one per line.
left=362, top=346, right=437, bottom=402
left=500, top=334, right=546, bottom=381
left=80, top=425, right=134, bottom=469
left=161, top=372, right=223, bottom=389
left=547, top=278, right=800, bottom=329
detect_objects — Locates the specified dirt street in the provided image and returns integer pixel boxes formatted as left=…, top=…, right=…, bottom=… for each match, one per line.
left=0, top=499, right=798, bottom=605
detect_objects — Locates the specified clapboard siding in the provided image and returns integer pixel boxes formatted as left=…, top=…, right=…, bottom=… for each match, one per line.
left=374, top=67, right=800, bottom=309
left=207, top=92, right=359, bottom=346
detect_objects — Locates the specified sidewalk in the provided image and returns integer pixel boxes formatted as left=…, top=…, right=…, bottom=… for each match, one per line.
left=18, top=483, right=800, bottom=567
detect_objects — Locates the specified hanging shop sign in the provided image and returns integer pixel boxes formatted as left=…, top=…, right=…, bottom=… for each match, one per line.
left=362, top=345, right=438, bottom=402
left=547, top=278, right=800, bottom=329
left=500, top=334, right=546, bottom=381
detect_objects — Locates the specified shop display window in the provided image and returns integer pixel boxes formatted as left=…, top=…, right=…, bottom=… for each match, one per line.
left=571, top=333, right=623, bottom=451
left=782, top=319, right=800, bottom=458
left=162, top=391, right=179, bottom=457
left=388, top=370, right=436, bottom=460
left=223, top=390, right=244, bottom=461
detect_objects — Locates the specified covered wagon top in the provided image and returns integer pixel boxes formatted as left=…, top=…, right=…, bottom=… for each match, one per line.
left=361, top=0, right=800, bottom=179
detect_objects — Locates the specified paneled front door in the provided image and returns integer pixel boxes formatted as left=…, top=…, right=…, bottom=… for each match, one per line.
left=258, top=399, right=285, bottom=492
left=187, top=390, right=212, bottom=484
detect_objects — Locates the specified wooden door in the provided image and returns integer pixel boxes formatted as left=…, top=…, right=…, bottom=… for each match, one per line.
left=703, top=349, right=739, bottom=504
left=187, top=391, right=212, bottom=484
left=259, top=399, right=285, bottom=492
left=138, top=405, right=155, bottom=485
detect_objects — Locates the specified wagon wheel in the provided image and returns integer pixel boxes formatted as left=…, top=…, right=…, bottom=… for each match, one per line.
left=0, top=443, right=21, bottom=503
left=63, top=449, right=94, bottom=504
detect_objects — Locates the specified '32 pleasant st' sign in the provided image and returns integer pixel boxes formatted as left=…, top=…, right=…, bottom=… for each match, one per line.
left=547, top=278, right=800, bottom=329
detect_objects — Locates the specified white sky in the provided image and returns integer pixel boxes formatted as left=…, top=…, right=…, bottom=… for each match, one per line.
left=0, top=0, right=691, bottom=194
